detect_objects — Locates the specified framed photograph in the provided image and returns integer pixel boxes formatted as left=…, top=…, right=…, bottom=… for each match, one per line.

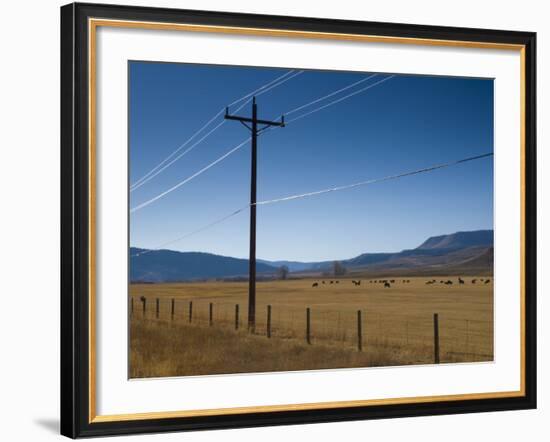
left=60, top=2, right=536, bottom=438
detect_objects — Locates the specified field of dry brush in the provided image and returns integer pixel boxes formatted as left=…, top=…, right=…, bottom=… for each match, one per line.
left=129, top=276, right=493, bottom=378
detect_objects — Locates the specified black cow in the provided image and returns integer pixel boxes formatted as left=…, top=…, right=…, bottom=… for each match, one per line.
left=312, top=282, right=318, bottom=288
left=384, top=282, right=391, bottom=288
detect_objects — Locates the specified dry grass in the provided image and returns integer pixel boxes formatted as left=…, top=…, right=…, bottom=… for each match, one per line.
left=130, top=317, right=432, bottom=378
left=129, top=276, right=493, bottom=378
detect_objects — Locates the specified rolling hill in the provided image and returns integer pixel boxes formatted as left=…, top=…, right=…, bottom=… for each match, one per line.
left=130, top=230, right=493, bottom=282
left=130, top=248, right=278, bottom=283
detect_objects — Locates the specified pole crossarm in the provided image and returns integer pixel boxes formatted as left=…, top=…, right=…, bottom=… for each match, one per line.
left=225, top=105, right=285, bottom=129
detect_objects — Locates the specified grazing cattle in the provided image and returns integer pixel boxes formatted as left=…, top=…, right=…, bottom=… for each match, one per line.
left=485, top=279, right=491, bottom=284
left=440, top=280, right=444, bottom=283
left=472, top=279, right=477, bottom=284
left=330, top=280, right=334, bottom=284
left=312, top=282, right=318, bottom=288
left=384, top=282, right=391, bottom=288
left=390, top=279, right=395, bottom=283
left=322, top=281, right=325, bottom=284
left=336, top=280, right=339, bottom=284
left=425, top=281, right=432, bottom=285
left=458, top=277, right=465, bottom=285
left=139, top=295, right=146, bottom=303
left=445, top=280, right=453, bottom=285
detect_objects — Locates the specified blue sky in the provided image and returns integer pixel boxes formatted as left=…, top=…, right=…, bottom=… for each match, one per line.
left=129, top=61, right=493, bottom=261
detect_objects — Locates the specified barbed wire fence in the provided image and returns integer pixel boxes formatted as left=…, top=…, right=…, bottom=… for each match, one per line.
left=130, top=295, right=493, bottom=365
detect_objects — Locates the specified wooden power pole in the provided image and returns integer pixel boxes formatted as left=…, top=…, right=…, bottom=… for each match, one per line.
left=225, top=97, right=285, bottom=331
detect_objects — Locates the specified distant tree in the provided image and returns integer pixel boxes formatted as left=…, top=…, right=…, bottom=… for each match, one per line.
left=277, top=265, right=290, bottom=280
left=332, top=261, right=347, bottom=277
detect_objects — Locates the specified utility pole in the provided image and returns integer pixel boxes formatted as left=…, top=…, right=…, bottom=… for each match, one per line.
left=225, top=97, right=285, bottom=332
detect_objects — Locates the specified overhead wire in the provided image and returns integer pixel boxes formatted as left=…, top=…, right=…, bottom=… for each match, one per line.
left=130, top=69, right=299, bottom=190
left=132, top=152, right=493, bottom=256
left=130, top=73, right=394, bottom=211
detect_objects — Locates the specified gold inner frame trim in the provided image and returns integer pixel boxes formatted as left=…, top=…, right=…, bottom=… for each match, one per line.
left=88, top=17, right=527, bottom=424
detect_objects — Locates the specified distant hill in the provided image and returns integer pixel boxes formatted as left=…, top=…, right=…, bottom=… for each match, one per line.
left=131, top=230, right=494, bottom=282
left=256, top=259, right=318, bottom=273
left=416, top=230, right=493, bottom=250
left=130, top=248, right=278, bottom=283
left=262, top=230, right=494, bottom=275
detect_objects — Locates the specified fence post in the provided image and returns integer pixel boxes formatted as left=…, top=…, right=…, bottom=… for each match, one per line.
left=357, top=310, right=363, bottom=351
left=465, top=319, right=470, bottom=353
left=306, top=307, right=311, bottom=344
left=235, top=304, right=239, bottom=330
left=131, top=298, right=134, bottom=316
left=171, top=298, right=175, bottom=320
left=433, top=313, right=440, bottom=364
left=189, top=301, right=193, bottom=323
left=156, top=298, right=159, bottom=319
left=209, top=303, right=213, bottom=326
left=267, top=305, right=272, bottom=338
left=142, top=297, right=146, bottom=318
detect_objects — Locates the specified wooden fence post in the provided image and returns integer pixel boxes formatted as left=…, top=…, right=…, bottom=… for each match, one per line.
left=189, top=301, right=193, bottom=323
left=235, top=304, right=239, bottom=330
left=465, top=319, right=470, bottom=353
left=306, top=307, right=311, bottom=344
left=433, top=313, right=440, bottom=364
left=267, top=305, right=272, bottom=338
left=357, top=310, right=363, bottom=351
left=131, top=298, right=134, bottom=316
left=209, top=303, right=213, bottom=326
left=142, top=297, right=146, bottom=317
left=171, top=298, right=175, bottom=320
left=156, top=298, right=159, bottom=319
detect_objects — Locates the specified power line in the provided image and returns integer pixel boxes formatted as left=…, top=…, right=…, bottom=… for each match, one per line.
left=130, top=73, right=395, bottom=212
left=285, top=74, right=377, bottom=116
left=254, top=152, right=494, bottom=206
left=130, top=137, right=250, bottom=213
left=130, top=109, right=223, bottom=190
left=130, top=70, right=298, bottom=190
left=227, top=70, right=298, bottom=108
left=130, top=98, right=255, bottom=193
left=131, top=205, right=249, bottom=257
left=132, top=152, right=493, bottom=256
left=286, top=75, right=395, bottom=124
left=251, top=70, right=304, bottom=101
left=130, top=118, right=226, bottom=192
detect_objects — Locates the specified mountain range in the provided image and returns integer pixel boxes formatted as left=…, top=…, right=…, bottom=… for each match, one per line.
left=130, top=229, right=493, bottom=282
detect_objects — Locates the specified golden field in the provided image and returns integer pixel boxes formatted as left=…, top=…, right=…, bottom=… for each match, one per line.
left=129, top=276, right=493, bottom=378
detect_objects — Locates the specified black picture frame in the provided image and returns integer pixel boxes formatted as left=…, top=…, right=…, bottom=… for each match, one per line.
left=61, top=2, right=536, bottom=438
